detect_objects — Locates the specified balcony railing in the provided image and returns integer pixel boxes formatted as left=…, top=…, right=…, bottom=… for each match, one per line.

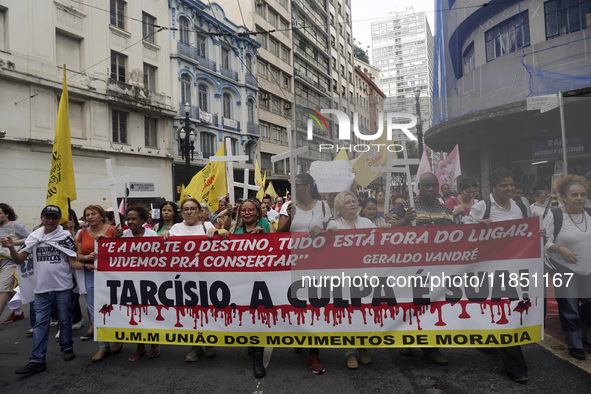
left=177, top=41, right=217, bottom=72
left=220, top=66, right=238, bottom=82
left=296, top=119, right=328, bottom=136
left=108, top=78, right=133, bottom=91
left=197, top=55, right=217, bottom=72
left=245, top=73, right=258, bottom=86
left=292, top=22, right=328, bottom=52
left=178, top=102, right=200, bottom=120
left=247, top=122, right=260, bottom=135
left=294, top=69, right=329, bottom=94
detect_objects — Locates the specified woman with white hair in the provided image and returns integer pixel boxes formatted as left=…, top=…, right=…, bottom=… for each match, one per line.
left=333, top=191, right=375, bottom=230
left=332, top=191, right=373, bottom=369
left=199, top=203, right=213, bottom=222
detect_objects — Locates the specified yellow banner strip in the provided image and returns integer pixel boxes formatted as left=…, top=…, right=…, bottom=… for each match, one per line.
left=98, top=326, right=542, bottom=348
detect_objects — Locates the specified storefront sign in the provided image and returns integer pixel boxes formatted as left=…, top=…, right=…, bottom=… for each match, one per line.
left=130, top=182, right=155, bottom=191
left=532, top=135, right=584, bottom=158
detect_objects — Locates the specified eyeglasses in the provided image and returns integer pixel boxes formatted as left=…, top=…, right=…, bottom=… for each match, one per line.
left=462, top=190, right=476, bottom=195
left=240, top=208, right=256, bottom=214
left=182, top=207, right=198, bottom=212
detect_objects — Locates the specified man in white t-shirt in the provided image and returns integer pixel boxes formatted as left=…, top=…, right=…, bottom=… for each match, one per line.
left=0, top=205, right=82, bottom=375
left=262, top=195, right=279, bottom=223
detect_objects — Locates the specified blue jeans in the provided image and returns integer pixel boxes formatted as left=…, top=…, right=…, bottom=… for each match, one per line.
left=85, top=270, right=109, bottom=348
left=30, top=289, right=72, bottom=363
left=552, top=267, right=591, bottom=350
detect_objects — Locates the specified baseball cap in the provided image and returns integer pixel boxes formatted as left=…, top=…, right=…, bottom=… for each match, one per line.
left=41, top=205, right=62, bottom=217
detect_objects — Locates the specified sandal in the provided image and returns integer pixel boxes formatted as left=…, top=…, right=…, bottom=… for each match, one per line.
left=80, top=331, right=93, bottom=341
left=112, top=342, right=123, bottom=354
left=149, top=345, right=161, bottom=358
left=128, top=345, right=146, bottom=362
left=91, top=347, right=111, bottom=363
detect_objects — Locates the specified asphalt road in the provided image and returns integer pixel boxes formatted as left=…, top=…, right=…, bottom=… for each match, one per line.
left=1, top=307, right=590, bottom=393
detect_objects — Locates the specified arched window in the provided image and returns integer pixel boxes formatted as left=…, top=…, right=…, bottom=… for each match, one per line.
left=201, top=133, right=215, bottom=158
left=245, top=142, right=256, bottom=163
left=229, top=138, right=239, bottom=156
left=179, top=16, right=190, bottom=44
left=247, top=99, right=255, bottom=124
left=245, top=54, right=253, bottom=75
left=197, top=33, right=207, bottom=58
left=222, top=93, right=232, bottom=119
left=198, top=84, right=208, bottom=112
left=181, top=74, right=191, bottom=105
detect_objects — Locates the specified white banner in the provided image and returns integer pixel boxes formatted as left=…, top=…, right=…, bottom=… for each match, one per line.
left=223, top=117, right=238, bottom=129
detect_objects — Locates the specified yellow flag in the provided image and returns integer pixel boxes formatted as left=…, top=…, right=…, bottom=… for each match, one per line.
left=256, top=172, right=266, bottom=201
left=255, top=160, right=265, bottom=200
left=46, top=65, right=76, bottom=223
left=352, top=131, right=392, bottom=188
left=184, top=142, right=227, bottom=212
left=265, top=182, right=278, bottom=199
left=333, top=148, right=349, bottom=162
left=179, top=184, right=188, bottom=205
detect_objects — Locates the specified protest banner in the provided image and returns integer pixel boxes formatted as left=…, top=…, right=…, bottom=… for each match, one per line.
left=309, top=160, right=355, bottom=193
left=95, top=218, right=545, bottom=348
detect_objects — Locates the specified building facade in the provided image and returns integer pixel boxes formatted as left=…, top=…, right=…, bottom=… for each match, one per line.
left=216, top=0, right=359, bottom=194
left=371, top=7, right=434, bottom=128
left=168, top=0, right=260, bottom=199
left=429, top=0, right=591, bottom=193
left=217, top=0, right=294, bottom=194
left=354, top=58, right=386, bottom=138
left=0, top=0, right=176, bottom=228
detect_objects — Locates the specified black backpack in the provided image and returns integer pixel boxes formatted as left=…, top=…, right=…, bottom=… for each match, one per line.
left=482, top=197, right=528, bottom=220
left=550, top=207, right=591, bottom=240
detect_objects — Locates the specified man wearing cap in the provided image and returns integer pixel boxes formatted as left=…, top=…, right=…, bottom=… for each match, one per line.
left=0, top=205, right=83, bottom=374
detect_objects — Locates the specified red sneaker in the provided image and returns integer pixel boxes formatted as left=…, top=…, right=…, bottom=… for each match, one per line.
left=3, top=311, right=25, bottom=324
left=308, top=355, right=326, bottom=374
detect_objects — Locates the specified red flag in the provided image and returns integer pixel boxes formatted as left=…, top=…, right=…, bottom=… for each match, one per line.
left=436, top=145, right=462, bottom=189
left=413, top=146, right=432, bottom=195
left=118, top=197, right=126, bottom=215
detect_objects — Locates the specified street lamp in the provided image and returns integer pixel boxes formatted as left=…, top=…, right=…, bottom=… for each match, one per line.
left=179, top=102, right=196, bottom=183
left=413, top=88, right=423, bottom=159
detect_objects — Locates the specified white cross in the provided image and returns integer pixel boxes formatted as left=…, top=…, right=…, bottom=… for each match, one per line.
left=271, top=126, right=308, bottom=204
left=90, top=159, right=130, bottom=227
left=209, top=137, right=249, bottom=204
left=371, top=135, right=419, bottom=218
left=233, top=168, right=260, bottom=201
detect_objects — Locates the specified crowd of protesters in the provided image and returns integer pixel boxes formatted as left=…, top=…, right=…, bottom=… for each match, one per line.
left=1, top=168, right=590, bottom=383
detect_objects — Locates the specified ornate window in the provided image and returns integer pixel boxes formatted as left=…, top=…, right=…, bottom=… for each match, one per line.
left=198, top=84, right=208, bottom=111
left=222, top=93, right=232, bottom=118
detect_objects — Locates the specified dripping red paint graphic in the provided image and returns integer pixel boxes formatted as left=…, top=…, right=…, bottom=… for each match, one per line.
left=513, top=299, right=532, bottom=324
left=99, top=304, right=113, bottom=324
left=104, top=299, right=529, bottom=331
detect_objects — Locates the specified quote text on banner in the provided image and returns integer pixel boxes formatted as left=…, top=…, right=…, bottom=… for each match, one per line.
left=96, top=218, right=544, bottom=347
